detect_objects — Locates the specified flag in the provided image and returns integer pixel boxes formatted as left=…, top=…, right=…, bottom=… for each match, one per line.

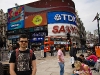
left=92, top=13, right=99, bottom=22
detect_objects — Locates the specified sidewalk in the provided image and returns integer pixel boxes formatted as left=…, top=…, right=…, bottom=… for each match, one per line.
left=36, top=52, right=100, bottom=75
left=36, top=56, right=72, bottom=75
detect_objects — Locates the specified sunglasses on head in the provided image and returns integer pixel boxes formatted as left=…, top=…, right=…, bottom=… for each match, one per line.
left=20, top=41, right=28, bottom=43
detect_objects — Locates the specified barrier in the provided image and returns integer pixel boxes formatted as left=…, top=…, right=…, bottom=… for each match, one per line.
left=0, top=62, right=4, bottom=75
left=95, top=46, right=100, bottom=57
left=0, top=51, right=10, bottom=75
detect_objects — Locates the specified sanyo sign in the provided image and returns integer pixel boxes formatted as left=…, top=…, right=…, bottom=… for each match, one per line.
left=47, top=11, right=76, bottom=25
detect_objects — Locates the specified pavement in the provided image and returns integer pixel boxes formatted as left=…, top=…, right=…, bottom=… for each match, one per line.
left=0, top=51, right=100, bottom=75
left=35, top=51, right=100, bottom=75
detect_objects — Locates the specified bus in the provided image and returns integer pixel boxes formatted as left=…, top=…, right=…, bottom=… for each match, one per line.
left=44, top=36, right=54, bottom=52
left=44, top=36, right=71, bottom=52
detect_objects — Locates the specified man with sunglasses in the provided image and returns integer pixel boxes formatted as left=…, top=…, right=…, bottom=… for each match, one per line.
left=9, top=34, right=37, bottom=75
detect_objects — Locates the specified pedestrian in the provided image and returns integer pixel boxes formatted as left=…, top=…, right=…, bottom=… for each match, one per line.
left=69, top=43, right=77, bottom=68
left=9, top=34, right=37, bottom=75
left=86, top=53, right=98, bottom=66
left=40, top=44, right=44, bottom=58
left=73, top=60, right=92, bottom=75
left=57, top=45, right=65, bottom=75
left=77, top=54, right=89, bottom=66
left=50, top=45, right=54, bottom=56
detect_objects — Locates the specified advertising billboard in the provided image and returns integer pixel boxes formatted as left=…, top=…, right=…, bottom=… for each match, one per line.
left=25, top=13, right=47, bottom=28
left=7, top=6, right=24, bottom=30
left=48, top=24, right=79, bottom=37
left=47, top=11, right=76, bottom=25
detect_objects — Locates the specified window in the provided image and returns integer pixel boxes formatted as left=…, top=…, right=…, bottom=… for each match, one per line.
left=50, top=37, right=54, bottom=41
left=44, top=37, right=48, bottom=42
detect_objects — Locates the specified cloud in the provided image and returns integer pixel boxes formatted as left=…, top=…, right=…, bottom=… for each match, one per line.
left=73, top=0, right=100, bottom=33
left=0, top=0, right=100, bottom=33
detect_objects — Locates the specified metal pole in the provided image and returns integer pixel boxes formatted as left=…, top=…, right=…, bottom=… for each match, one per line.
left=97, top=17, right=100, bottom=44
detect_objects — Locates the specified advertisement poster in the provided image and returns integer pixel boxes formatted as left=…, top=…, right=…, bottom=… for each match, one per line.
left=25, top=13, right=47, bottom=28
left=48, top=24, right=79, bottom=37
left=47, top=11, right=76, bottom=25
left=7, top=5, right=24, bottom=30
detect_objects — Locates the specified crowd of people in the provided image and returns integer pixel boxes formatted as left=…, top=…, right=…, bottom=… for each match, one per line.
left=69, top=43, right=100, bottom=75
left=57, top=43, right=100, bottom=75
left=0, top=34, right=100, bottom=75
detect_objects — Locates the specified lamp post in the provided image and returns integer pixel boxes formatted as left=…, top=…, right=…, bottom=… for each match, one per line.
left=93, top=13, right=100, bottom=44
left=97, top=15, right=100, bottom=44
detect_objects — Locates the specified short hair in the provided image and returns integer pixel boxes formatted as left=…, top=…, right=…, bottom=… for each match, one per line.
left=77, top=57, right=83, bottom=63
left=58, top=45, right=64, bottom=49
left=19, top=34, right=28, bottom=40
left=80, top=54, right=84, bottom=57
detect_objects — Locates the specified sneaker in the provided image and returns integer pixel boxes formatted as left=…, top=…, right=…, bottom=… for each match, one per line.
left=95, top=69, right=99, bottom=72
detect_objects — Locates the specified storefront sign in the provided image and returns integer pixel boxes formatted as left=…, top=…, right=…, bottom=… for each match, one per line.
left=47, top=11, right=76, bottom=25
left=54, top=41, right=66, bottom=44
left=8, top=35, right=20, bottom=40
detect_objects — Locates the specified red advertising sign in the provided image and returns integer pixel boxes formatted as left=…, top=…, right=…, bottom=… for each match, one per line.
left=48, top=24, right=79, bottom=37
left=25, top=13, right=47, bottom=28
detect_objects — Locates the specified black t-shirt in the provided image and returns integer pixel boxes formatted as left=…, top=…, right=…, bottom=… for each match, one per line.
left=9, top=49, right=36, bottom=75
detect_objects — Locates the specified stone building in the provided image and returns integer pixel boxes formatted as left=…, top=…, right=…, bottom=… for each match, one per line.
left=0, top=9, right=7, bottom=47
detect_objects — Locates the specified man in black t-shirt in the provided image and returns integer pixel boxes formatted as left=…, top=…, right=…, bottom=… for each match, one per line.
left=9, top=34, right=37, bottom=75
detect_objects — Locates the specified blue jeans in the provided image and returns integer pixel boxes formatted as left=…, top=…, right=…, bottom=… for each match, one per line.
left=58, top=62, right=64, bottom=75
left=87, top=60, right=95, bottom=66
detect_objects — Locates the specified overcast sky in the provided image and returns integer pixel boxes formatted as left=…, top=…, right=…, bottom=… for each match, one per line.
left=0, top=0, right=100, bottom=33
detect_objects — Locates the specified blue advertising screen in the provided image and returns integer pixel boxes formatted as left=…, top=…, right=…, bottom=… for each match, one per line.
left=47, top=11, right=76, bottom=25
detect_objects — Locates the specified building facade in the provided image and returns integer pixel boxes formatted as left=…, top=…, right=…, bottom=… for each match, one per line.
left=0, top=9, right=7, bottom=48
left=6, top=0, right=87, bottom=49
left=6, top=0, right=76, bottom=46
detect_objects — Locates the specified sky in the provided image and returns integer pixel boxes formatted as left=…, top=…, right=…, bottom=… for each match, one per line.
left=73, top=0, right=100, bottom=33
left=0, top=0, right=100, bottom=33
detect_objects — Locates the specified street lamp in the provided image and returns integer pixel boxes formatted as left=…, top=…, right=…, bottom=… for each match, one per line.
left=93, top=13, right=100, bottom=44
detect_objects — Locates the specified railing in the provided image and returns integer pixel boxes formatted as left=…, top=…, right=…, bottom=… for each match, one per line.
left=0, top=50, right=10, bottom=75
left=0, top=50, right=9, bottom=61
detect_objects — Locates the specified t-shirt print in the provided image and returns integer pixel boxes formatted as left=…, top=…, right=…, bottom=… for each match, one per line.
left=17, top=53, right=30, bottom=71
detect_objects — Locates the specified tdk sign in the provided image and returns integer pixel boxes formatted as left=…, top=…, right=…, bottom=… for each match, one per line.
left=47, top=11, right=76, bottom=25
left=54, top=14, right=75, bottom=22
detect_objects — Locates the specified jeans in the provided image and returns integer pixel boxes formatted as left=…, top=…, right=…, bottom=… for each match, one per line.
left=41, top=50, right=44, bottom=57
left=87, top=60, right=95, bottom=66
left=58, top=62, right=64, bottom=75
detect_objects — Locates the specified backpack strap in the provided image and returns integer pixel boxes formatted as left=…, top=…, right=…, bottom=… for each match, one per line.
left=30, top=49, right=33, bottom=61
left=16, top=48, right=19, bottom=62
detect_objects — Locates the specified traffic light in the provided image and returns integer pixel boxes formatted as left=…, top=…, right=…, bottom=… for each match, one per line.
left=67, top=33, right=70, bottom=40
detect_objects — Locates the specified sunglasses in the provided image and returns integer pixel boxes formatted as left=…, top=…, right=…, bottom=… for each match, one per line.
left=20, top=41, right=28, bottom=43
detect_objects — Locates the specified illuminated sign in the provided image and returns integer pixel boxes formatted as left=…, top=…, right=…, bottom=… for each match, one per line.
left=47, top=11, right=76, bottom=25
left=48, top=24, right=79, bottom=37
left=25, top=13, right=47, bottom=28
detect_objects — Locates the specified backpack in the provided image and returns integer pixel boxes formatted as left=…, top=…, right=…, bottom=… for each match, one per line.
left=15, top=49, right=33, bottom=72
left=15, top=49, right=33, bottom=63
